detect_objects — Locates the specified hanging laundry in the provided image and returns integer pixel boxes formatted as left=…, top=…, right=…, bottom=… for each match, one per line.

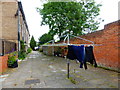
left=72, top=45, right=85, bottom=68
left=84, top=46, right=97, bottom=69
left=67, top=45, right=85, bottom=68
left=67, top=45, right=97, bottom=70
left=67, top=45, right=77, bottom=60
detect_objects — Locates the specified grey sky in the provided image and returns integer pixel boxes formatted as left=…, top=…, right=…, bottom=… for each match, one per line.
left=20, top=0, right=119, bottom=41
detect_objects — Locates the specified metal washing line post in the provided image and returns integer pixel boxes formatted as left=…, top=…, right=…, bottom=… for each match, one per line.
left=66, top=34, right=70, bottom=79
left=41, top=34, right=96, bottom=79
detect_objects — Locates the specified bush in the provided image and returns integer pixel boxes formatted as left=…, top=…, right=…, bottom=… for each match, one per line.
left=7, top=53, right=18, bottom=68
left=27, top=48, right=32, bottom=54
left=39, top=48, right=43, bottom=52
left=20, top=40, right=26, bottom=52
left=18, top=40, right=27, bottom=60
left=18, top=51, right=27, bottom=60
left=8, top=54, right=18, bottom=68
left=8, top=55, right=16, bottom=65
left=11, top=51, right=18, bottom=58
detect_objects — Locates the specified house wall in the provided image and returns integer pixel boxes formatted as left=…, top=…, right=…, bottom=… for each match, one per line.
left=20, top=17, right=30, bottom=51
left=18, top=2, right=30, bottom=51
left=0, top=1, right=2, bottom=55
left=0, top=1, right=2, bottom=39
left=0, top=0, right=30, bottom=52
left=0, top=0, right=30, bottom=74
left=2, top=1, right=18, bottom=43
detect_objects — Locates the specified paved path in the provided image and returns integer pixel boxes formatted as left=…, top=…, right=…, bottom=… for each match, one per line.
left=1, top=51, right=119, bottom=88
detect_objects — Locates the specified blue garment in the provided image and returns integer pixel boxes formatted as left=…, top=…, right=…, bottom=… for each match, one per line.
left=67, top=45, right=77, bottom=60
left=72, top=45, right=85, bottom=68
left=84, top=46, right=97, bottom=69
left=67, top=45, right=97, bottom=70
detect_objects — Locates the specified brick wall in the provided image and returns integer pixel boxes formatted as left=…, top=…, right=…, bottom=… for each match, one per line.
left=68, top=20, right=119, bottom=71
left=2, top=1, right=18, bottom=42
left=0, top=55, right=8, bottom=74
left=0, top=1, right=2, bottom=39
left=0, top=1, right=2, bottom=55
left=42, top=20, right=119, bottom=71
left=49, top=20, right=119, bottom=71
left=0, top=0, right=30, bottom=51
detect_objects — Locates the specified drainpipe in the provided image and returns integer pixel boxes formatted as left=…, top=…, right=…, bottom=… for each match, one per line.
left=18, top=2, right=20, bottom=56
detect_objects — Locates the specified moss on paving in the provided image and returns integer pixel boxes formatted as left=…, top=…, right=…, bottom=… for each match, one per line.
left=68, top=77, right=78, bottom=84
left=109, top=85, right=117, bottom=88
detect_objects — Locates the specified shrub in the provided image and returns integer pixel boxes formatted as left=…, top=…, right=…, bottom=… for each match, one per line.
left=18, top=51, right=27, bottom=60
left=18, top=40, right=27, bottom=60
left=8, top=52, right=18, bottom=68
left=11, top=51, right=18, bottom=58
left=20, top=40, right=26, bottom=52
left=39, top=48, right=43, bottom=52
left=8, top=55, right=16, bottom=66
left=27, top=48, right=32, bottom=54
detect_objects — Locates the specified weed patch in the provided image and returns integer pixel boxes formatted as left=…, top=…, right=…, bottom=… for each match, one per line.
left=68, top=77, right=78, bottom=84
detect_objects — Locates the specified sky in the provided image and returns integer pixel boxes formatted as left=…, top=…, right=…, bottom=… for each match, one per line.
left=20, top=0, right=119, bottom=41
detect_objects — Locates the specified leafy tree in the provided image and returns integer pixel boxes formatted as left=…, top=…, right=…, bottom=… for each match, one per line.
left=38, top=0, right=102, bottom=39
left=39, top=33, right=53, bottom=45
left=30, top=36, right=36, bottom=50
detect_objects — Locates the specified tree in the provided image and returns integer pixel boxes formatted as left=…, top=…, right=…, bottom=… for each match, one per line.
left=30, top=36, right=36, bottom=50
left=38, top=0, right=102, bottom=39
left=38, top=33, right=53, bottom=45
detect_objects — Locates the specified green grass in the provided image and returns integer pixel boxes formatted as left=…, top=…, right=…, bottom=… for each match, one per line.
left=88, top=63, right=118, bottom=72
left=67, top=76, right=78, bottom=84
left=97, top=65, right=118, bottom=72
left=109, top=85, right=117, bottom=88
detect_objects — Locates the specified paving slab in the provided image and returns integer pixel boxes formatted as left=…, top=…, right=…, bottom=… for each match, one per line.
left=1, top=51, right=119, bottom=88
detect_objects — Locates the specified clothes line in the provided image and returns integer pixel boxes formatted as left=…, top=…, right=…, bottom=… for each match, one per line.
left=41, top=43, right=102, bottom=47
left=70, top=34, right=94, bottom=44
left=41, top=34, right=100, bottom=47
left=41, top=34, right=99, bottom=79
left=44, top=34, right=67, bottom=44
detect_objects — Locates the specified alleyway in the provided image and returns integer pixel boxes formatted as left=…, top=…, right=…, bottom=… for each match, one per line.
left=1, top=51, right=118, bottom=88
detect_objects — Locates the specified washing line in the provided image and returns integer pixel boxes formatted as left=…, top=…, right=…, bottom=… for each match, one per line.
left=41, top=34, right=101, bottom=79
left=41, top=34, right=102, bottom=46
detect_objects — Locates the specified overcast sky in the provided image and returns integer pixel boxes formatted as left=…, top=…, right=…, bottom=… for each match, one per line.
left=20, top=0, right=119, bottom=41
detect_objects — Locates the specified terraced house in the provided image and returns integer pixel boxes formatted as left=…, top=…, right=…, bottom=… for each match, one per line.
left=0, top=0, right=30, bottom=73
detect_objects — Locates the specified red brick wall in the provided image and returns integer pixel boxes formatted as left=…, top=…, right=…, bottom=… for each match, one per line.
left=69, top=20, right=119, bottom=71
left=0, top=55, right=8, bottom=74
left=52, top=20, right=118, bottom=71
left=43, top=20, right=119, bottom=71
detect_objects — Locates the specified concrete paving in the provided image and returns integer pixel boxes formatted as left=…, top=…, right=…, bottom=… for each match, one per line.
left=1, top=51, right=119, bottom=88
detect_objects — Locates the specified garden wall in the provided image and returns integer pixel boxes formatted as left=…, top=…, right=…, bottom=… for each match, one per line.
left=68, top=20, right=119, bottom=71
left=0, top=55, right=8, bottom=74
left=42, top=20, right=119, bottom=71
